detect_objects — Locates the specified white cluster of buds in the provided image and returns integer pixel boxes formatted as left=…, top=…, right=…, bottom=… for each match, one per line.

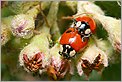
left=11, top=14, right=34, bottom=39
left=77, top=44, right=108, bottom=76
left=19, top=44, right=46, bottom=72
left=19, top=33, right=51, bottom=73
left=93, top=14, right=121, bottom=52
left=11, top=4, right=40, bottom=39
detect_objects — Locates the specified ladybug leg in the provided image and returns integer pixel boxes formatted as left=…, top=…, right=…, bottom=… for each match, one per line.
left=82, top=33, right=91, bottom=42
left=82, top=37, right=85, bottom=42
left=71, top=19, right=77, bottom=28
left=85, top=33, right=91, bottom=38
left=82, top=37, right=88, bottom=42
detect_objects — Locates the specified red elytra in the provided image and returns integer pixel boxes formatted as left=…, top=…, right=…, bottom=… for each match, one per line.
left=60, top=28, right=88, bottom=52
left=75, top=16, right=96, bottom=33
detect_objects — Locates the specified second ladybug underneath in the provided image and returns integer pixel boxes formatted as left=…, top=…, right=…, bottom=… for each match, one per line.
left=74, top=16, right=96, bottom=41
left=59, top=28, right=88, bottom=59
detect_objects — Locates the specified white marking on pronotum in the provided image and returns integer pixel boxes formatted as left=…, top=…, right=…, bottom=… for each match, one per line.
left=76, top=21, right=81, bottom=27
left=85, top=29, right=91, bottom=35
left=80, top=24, right=85, bottom=29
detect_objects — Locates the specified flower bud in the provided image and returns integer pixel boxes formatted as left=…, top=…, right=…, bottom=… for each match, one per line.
left=77, top=44, right=108, bottom=76
left=31, top=34, right=51, bottom=68
left=19, top=32, right=51, bottom=73
left=11, top=14, right=35, bottom=39
left=47, top=44, right=71, bottom=80
left=93, top=14, right=121, bottom=52
left=19, top=44, right=45, bottom=72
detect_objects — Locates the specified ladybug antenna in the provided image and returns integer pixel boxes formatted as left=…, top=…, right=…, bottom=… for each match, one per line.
left=62, top=16, right=74, bottom=20
left=73, top=12, right=93, bottom=18
left=62, top=13, right=94, bottom=22
left=72, top=18, right=77, bottom=23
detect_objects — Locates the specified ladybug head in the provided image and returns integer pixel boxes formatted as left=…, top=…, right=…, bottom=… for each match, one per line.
left=74, top=16, right=96, bottom=38
left=75, top=21, right=91, bottom=37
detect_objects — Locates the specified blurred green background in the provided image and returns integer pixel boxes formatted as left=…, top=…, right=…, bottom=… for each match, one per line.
left=1, top=1, right=121, bottom=81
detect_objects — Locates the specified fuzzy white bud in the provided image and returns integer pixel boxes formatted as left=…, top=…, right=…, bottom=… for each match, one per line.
left=11, top=14, right=35, bottom=39
left=93, top=14, right=121, bottom=52
left=77, top=44, right=108, bottom=76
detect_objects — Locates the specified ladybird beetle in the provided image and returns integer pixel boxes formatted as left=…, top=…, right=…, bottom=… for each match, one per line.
left=59, top=28, right=88, bottom=59
left=73, top=16, right=96, bottom=41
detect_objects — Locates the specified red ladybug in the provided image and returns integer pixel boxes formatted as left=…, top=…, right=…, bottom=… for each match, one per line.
left=73, top=16, right=96, bottom=41
left=59, top=28, right=88, bottom=59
